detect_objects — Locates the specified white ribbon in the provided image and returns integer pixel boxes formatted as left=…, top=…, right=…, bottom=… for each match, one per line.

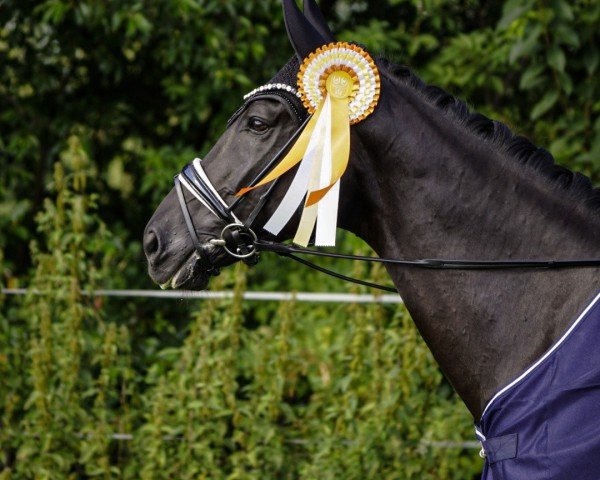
left=314, top=97, right=338, bottom=247
left=263, top=95, right=330, bottom=237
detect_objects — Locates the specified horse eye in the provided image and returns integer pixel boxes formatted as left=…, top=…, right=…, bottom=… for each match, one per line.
left=248, top=117, right=269, bottom=134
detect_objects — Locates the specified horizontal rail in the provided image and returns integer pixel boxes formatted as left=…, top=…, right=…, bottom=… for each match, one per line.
left=1, top=288, right=403, bottom=304
left=2, top=289, right=482, bottom=450
left=5, top=430, right=479, bottom=449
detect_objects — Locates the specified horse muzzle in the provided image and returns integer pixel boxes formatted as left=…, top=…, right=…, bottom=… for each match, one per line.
left=159, top=242, right=222, bottom=290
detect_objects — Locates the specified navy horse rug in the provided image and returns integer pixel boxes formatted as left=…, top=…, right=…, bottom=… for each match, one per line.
left=476, top=291, right=600, bottom=479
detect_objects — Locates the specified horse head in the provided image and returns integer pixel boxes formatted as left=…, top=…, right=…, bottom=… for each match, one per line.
left=143, top=0, right=377, bottom=290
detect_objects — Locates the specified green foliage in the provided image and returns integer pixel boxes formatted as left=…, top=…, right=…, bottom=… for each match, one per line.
left=413, top=0, right=599, bottom=175
left=1, top=152, right=479, bottom=478
left=1, top=139, right=135, bottom=478
left=1, top=0, right=598, bottom=478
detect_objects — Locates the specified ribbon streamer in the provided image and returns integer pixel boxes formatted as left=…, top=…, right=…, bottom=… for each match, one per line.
left=293, top=94, right=332, bottom=245
left=306, top=95, right=349, bottom=206
left=263, top=96, right=329, bottom=238
left=238, top=86, right=351, bottom=247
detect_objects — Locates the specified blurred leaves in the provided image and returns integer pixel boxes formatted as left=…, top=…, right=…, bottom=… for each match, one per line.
left=1, top=0, right=598, bottom=281
left=1, top=0, right=599, bottom=477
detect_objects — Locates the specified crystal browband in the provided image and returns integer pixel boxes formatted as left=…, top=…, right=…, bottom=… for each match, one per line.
left=243, top=83, right=302, bottom=100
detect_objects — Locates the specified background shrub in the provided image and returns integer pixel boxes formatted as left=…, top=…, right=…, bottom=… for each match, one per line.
left=1, top=0, right=598, bottom=478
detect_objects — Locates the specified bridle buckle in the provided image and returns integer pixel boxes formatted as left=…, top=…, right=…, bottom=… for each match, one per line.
left=220, top=223, right=259, bottom=261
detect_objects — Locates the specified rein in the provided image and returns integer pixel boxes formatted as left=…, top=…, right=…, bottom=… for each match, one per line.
left=253, top=241, right=600, bottom=292
left=175, top=147, right=600, bottom=293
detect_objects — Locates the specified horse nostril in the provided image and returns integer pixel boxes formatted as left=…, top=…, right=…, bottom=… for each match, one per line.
left=144, top=228, right=161, bottom=258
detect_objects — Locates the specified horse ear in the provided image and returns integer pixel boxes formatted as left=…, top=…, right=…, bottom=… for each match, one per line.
left=282, top=0, right=329, bottom=60
left=303, top=0, right=335, bottom=42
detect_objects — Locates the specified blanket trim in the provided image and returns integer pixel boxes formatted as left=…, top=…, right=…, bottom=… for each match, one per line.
left=480, top=290, right=600, bottom=420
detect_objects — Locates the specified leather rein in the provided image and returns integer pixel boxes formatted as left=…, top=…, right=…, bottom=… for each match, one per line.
left=175, top=98, right=600, bottom=293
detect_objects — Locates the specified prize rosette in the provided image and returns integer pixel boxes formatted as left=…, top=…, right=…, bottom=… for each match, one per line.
left=298, top=42, right=380, bottom=124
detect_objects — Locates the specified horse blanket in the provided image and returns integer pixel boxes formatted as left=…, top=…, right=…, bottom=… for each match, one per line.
left=475, top=291, right=600, bottom=480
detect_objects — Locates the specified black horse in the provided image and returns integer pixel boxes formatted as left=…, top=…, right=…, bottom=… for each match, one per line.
left=144, top=1, right=600, bottom=477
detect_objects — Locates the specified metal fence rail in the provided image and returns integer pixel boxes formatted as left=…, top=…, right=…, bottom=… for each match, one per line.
left=5, top=431, right=479, bottom=449
left=2, top=287, right=483, bottom=450
left=1, top=287, right=403, bottom=304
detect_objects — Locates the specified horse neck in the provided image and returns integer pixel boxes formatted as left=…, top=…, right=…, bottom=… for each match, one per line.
left=345, top=70, right=600, bottom=418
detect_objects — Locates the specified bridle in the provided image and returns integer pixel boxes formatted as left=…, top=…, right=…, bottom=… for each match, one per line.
left=175, top=92, right=600, bottom=293
left=174, top=100, right=312, bottom=265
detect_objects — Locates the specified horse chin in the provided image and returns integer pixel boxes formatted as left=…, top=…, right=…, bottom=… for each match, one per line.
left=172, top=262, right=211, bottom=290
left=159, top=253, right=208, bottom=290
left=163, top=244, right=231, bottom=291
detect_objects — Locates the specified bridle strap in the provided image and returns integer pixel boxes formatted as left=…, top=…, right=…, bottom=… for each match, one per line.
left=175, top=176, right=203, bottom=253
left=243, top=180, right=280, bottom=229
left=180, top=159, right=240, bottom=224
left=284, top=252, right=398, bottom=292
left=175, top=176, right=219, bottom=274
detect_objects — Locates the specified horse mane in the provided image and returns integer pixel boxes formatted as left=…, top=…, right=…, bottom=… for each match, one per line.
left=377, top=57, right=600, bottom=212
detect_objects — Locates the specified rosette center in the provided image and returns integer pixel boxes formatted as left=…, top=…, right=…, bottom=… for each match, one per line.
left=325, top=71, right=354, bottom=99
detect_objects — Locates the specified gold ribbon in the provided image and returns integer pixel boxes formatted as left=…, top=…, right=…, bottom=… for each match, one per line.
left=293, top=95, right=330, bottom=246
left=237, top=70, right=355, bottom=246
left=305, top=95, right=349, bottom=206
